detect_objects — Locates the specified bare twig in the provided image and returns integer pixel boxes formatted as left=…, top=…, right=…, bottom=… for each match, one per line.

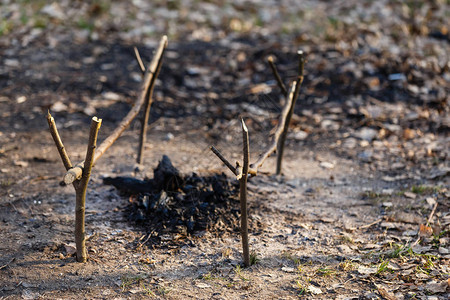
left=268, top=55, right=288, bottom=97
left=248, top=81, right=297, bottom=176
left=137, top=37, right=168, bottom=164
left=74, top=116, right=102, bottom=262
left=411, top=201, right=438, bottom=248
left=133, top=46, right=146, bottom=74
left=211, top=51, right=305, bottom=177
left=63, top=35, right=168, bottom=184
left=358, top=218, right=383, bottom=230
left=210, top=146, right=238, bottom=176
left=46, top=111, right=73, bottom=171
left=426, top=201, right=438, bottom=226
left=276, top=50, right=305, bottom=175
left=240, top=118, right=250, bottom=267
left=0, top=257, right=15, bottom=270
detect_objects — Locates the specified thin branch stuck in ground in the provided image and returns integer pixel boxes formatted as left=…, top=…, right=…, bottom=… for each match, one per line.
left=74, top=116, right=102, bottom=262
left=240, top=118, right=250, bottom=267
left=276, top=50, right=305, bottom=175
left=137, top=37, right=168, bottom=164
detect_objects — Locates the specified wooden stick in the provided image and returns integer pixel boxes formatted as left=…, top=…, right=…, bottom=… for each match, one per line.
left=240, top=118, right=250, bottom=267
left=211, top=51, right=306, bottom=177
left=137, top=37, right=168, bottom=164
left=0, top=257, right=15, bottom=270
left=426, top=201, right=438, bottom=226
left=46, top=111, right=73, bottom=171
left=133, top=46, right=146, bottom=74
left=63, top=35, right=168, bottom=184
left=210, top=146, right=238, bottom=176
left=248, top=81, right=297, bottom=176
left=358, top=218, right=383, bottom=230
left=276, top=50, right=305, bottom=175
left=74, top=116, right=102, bottom=263
left=268, top=55, right=288, bottom=97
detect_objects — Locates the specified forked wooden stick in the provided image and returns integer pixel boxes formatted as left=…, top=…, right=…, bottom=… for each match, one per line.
left=63, top=36, right=168, bottom=184
left=47, top=113, right=102, bottom=262
left=248, top=81, right=297, bottom=176
left=210, top=50, right=306, bottom=177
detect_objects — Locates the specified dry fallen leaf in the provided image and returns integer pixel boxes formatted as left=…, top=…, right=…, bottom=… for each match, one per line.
left=195, top=282, right=211, bottom=289
left=403, top=192, right=417, bottom=199
left=425, top=280, right=448, bottom=293
left=419, top=224, right=433, bottom=238
left=357, top=266, right=377, bottom=275
left=63, top=243, right=77, bottom=256
left=376, top=285, right=397, bottom=300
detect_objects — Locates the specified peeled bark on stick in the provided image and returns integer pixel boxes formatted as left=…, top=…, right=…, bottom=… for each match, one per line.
left=63, top=35, right=168, bottom=185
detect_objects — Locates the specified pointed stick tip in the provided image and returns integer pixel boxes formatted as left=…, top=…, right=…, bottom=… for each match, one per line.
left=46, top=109, right=53, bottom=121
left=241, top=118, right=248, bottom=132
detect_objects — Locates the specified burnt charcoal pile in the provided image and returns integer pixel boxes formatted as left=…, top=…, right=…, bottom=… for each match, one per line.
left=103, top=155, right=241, bottom=239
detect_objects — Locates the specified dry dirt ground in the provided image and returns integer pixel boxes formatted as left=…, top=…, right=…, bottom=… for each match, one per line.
left=0, top=0, right=449, bottom=299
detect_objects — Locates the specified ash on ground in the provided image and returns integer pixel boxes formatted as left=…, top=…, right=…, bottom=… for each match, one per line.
left=103, top=155, right=246, bottom=243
